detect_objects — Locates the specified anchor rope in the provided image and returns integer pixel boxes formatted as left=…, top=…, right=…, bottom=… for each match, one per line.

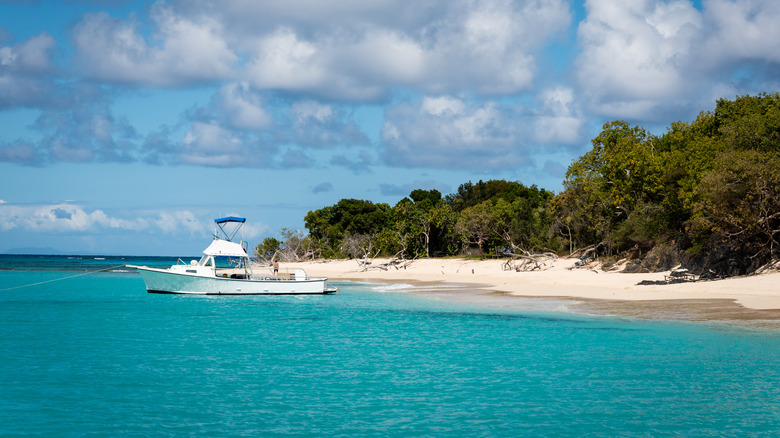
left=0, top=264, right=129, bottom=292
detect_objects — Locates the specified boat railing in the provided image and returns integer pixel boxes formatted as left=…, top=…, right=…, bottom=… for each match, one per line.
left=215, top=267, right=249, bottom=277
left=247, top=272, right=297, bottom=281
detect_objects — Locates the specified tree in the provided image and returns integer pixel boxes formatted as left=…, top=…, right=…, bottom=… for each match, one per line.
left=255, top=229, right=319, bottom=262
left=690, top=149, right=780, bottom=269
left=455, top=201, right=496, bottom=254
left=550, top=175, right=611, bottom=253
left=304, top=199, right=391, bottom=257
left=557, top=120, right=663, bottom=253
left=447, top=179, right=538, bottom=212
left=446, top=180, right=554, bottom=254
left=340, top=233, right=379, bottom=260
left=392, top=197, right=426, bottom=258
left=714, top=92, right=780, bottom=152
left=290, top=95, right=780, bottom=276
left=389, top=189, right=455, bottom=258
left=255, top=237, right=281, bottom=261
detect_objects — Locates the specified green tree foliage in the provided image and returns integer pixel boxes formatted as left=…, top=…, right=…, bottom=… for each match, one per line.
left=394, top=189, right=455, bottom=257
left=300, top=182, right=551, bottom=259
left=714, top=92, right=780, bottom=152
left=255, top=229, right=318, bottom=262
left=304, top=198, right=391, bottom=241
left=451, top=181, right=554, bottom=254
left=255, top=237, right=281, bottom=260
left=690, top=150, right=780, bottom=264
left=552, top=120, right=662, bottom=252
left=392, top=197, right=426, bottom=257
left=291, top=94, right=778, bottom=274
left=304, top=198, right=391, bottom=257
left=555, top=93, right=780, bottom=272
left=682, top=94, right=780, bottom=266
left=446, top=179, right=548, bottom=212
left=455, top=201, right=495, bottom=254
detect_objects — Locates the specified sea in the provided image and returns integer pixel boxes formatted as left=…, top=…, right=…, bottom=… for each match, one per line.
left=1, top=254, right=778, bottom=437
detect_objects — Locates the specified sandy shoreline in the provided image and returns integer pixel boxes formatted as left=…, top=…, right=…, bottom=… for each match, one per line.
left=279, top=257, right=780, bottom=326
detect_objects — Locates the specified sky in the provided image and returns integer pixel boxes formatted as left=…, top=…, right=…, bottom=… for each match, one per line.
left=1, top=0, right=779, bottom=256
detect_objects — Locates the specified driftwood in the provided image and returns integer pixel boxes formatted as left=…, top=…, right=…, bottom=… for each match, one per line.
left=569, top=242, right=606, bottom=260
left=502, top=249, right=558, bottom=272
left=567, top=243, right=607, bottom=270
left=755, top=259, right=780, bottom=275
left=664, top=268, right=697, bottom=282
left=601, top=258, right=627, bottom=272
left=357, top=251, right=416, bottom=272
left=358, top=257, right=415, bottom=272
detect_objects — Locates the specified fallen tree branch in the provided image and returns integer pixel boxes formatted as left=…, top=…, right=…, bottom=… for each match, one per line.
left=502, top=249, right=558, bottom=271
left=359, top=256, right=416, bottom=272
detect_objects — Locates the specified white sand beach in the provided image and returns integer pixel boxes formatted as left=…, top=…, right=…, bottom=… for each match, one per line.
left=281, top=257, right=780, bottom=323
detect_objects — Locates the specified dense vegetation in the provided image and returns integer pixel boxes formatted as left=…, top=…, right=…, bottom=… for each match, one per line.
left=258, top=94, right=780, bottom=277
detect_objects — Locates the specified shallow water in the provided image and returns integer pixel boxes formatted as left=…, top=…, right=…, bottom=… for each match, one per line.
left=1, top=256, right=778, bottom=436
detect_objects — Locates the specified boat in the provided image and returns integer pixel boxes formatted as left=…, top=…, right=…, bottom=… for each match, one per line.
left=128, top=216, right=338, bottom=295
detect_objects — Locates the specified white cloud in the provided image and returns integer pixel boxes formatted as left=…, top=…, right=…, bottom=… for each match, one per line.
left=0, top=141, right=41, bottom=164
left=2, top=33, right=56, bottom=72
left=576, top=0, right=702, bottom=118
left=702, top=0, right=780, bottom=64
left=0, top=202, right=220, bottom=239
left=344, top=29, right=425, bottom=84
left=577, top=0, right=780, bottom=121
left=179, top=121, right=246, bottom=166
left=532, top=86, right=584, bottom=145
left=288, top=101, right=370, bottom=147
left=244, top=27, right=325, bottom=91
left=140, top=87, right=370, bottom=167
left=0, top=47, right=12, bottom=66
left=380, top=89, right=586, bottom=172
left=153, top=210, right=203, bottom=234
left=240, top=221, right=270, bottom=241
left=6, top=0, right=780, bottom=178
left=0, top=32, right=58, bottom=108
left=415, top=0, right=569, bottom=95
left=72, top=4, right=237, bottom=87
left=217, top=82, right=273, bottom=130
left=421, top=96, right=466, bottom=116
left=0, top=203, right=149, bottom=233
left=290, top=101, right=335, bottom=124
left=49, top=138, right=95, bottom=163
left=227, top=0, right=569, bottom=98
left=381, top=96, right=530, bottom=170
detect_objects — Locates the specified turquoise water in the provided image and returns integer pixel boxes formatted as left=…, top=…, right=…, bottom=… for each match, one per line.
left=1, top=256, right=779, bottom=436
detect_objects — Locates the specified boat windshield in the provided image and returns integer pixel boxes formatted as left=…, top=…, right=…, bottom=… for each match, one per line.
left=198, top=253, right=250, bottom=271
left=213, top=256, right=246, bottom=269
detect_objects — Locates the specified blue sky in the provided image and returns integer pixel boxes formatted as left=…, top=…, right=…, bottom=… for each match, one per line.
left=1, top=0, right=779, bottom=256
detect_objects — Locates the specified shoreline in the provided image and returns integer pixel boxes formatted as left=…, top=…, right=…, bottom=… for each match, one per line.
left=280, top=257, right=780, bottom=328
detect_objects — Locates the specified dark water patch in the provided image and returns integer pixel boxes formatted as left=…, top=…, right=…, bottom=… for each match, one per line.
left=387, top=306, right=591, bottom=323
left=284, top=316, right=326, bottom=322
left=575, top=299, right=780, bottom=330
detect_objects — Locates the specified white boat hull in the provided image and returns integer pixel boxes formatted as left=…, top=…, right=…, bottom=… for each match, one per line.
left=131, top=266, right=337, bottom=295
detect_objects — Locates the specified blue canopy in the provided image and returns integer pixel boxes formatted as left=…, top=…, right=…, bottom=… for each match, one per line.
left=214, top=216, right=246, bottom=224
